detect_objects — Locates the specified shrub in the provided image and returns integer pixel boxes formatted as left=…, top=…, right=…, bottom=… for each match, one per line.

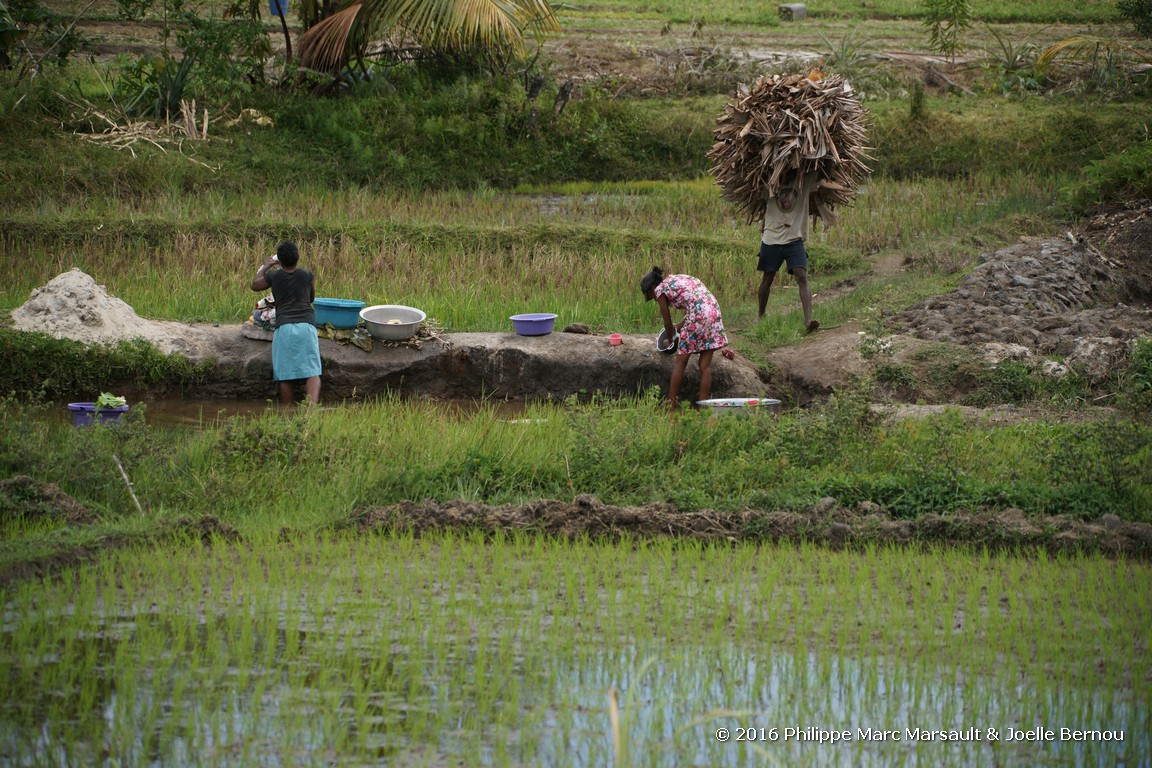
left=0, top=329, right=210, bottom=401
left=1047, top=417, right=1152, bottom=518
left=1061, top=141, right=1152, bottom=210
left=1122, top=337, right=1152, bottom=416
left=875, top=362, right=917, bottom=390
left=963, top=360, right=1036, bottom=406
left=1118, top=0, right=1152, bottom=37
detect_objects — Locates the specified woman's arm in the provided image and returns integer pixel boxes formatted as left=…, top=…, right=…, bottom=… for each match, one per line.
left=250, top=256, right=277, bottom=292
left=658, top=296, right=676, bottom=340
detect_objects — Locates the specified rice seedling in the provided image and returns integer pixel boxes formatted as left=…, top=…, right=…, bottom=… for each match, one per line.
left=2, top=534, right=1145, bottom=766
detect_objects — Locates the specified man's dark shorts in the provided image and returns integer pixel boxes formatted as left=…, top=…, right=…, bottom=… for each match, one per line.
left=758, top=239, right=807, bottom=274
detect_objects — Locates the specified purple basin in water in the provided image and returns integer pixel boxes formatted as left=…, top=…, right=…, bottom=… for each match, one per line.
left=68, top=402, right=129, bottom=427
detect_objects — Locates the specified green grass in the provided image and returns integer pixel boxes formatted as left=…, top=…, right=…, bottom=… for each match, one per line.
left=2, top=394, right=1149, bottom=533
left=0, top=168, right=1070, bottom=334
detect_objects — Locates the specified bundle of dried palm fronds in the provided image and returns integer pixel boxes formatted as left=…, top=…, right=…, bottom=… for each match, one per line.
left=707, top=71, right=872, bottom=225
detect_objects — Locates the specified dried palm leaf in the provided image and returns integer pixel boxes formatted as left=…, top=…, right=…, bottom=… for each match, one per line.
left=298, top=4, right=364, bottom=73
left=708, top=72, right=873, bottom=225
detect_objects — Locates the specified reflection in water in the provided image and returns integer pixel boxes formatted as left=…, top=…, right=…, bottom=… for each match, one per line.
left=133, top=398, right=280, bottom=427
left=0, top=635, right=1142, bottom=767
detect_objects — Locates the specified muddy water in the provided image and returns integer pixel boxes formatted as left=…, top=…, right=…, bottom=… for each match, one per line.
left=68, top=397, right=534, bottom=427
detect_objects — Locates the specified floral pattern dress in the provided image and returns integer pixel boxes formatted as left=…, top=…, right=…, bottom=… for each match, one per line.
left=655, top=274, right=729, bottom=355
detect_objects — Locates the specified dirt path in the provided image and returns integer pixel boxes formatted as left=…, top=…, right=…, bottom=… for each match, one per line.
left=750, top=245, right=909, bottom=399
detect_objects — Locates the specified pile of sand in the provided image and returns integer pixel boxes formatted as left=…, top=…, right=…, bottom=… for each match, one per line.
left=11, top=269, right=193, bottom=354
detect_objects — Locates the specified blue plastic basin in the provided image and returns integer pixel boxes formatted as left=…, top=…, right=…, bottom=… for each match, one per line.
left=314, top=298, right=366, bottom=329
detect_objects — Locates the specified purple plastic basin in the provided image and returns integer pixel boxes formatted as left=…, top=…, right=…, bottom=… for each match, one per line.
left=510, top=313, right=558, bottom=336
left=68, top=402, right=129, bottom=427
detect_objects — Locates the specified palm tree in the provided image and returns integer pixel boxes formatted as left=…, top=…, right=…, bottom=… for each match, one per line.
left=297, top=0, right=560, bottom=74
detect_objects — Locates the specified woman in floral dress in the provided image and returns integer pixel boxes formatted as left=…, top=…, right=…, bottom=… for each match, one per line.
left=640, top=266, right=734, bottom=409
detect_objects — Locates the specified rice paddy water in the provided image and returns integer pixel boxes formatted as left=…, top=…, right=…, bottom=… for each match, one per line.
left=53, top=398, right=533, bottom=428
left=1, top=535, right=1147, bottom=766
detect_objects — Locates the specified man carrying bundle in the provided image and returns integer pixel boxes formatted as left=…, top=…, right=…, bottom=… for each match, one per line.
left=757, top=167, right=820, bottom=332
left=708, top=70, right=871, bottom=334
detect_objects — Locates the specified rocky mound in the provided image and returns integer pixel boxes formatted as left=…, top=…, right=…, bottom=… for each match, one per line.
left=884, top=206, right=1152, bottom=384
left=759, top=205, right=1152, bottom=399
left=885, top=238, right=1148, bottom=383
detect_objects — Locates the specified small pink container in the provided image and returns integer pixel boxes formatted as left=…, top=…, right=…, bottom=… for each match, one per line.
left=609, top=333, right=623, bottom=346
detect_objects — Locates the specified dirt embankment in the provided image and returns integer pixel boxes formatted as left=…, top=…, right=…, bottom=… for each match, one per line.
left=348, top=495, right=1152, bottom=559
left=5, top=477, right=1150, bottom=588
left=9, top=269, right=772, bottom=402
left=0, top=476, right=239, bottom=586
left=764, top=204, right=1152, bottom=399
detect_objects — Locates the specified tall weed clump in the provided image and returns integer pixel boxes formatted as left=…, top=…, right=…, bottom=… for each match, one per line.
left=1122, top=337, right=1152, bottom=417
left=1061, top=141, right=1152, bottom=210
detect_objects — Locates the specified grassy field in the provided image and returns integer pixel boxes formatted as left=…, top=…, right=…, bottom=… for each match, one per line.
left=557, top=0, right=1124, bottom=24
left=0, top=170, right=1067, bottom=337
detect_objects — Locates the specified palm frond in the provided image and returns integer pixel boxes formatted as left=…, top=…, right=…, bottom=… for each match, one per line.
left=1037, top=36, right=1151, bottom=73
left=299, top=0, right=560, bottom=74
left=359, top=0, right=559, bottom=55
left=298, top=4, right=364, bottom=73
